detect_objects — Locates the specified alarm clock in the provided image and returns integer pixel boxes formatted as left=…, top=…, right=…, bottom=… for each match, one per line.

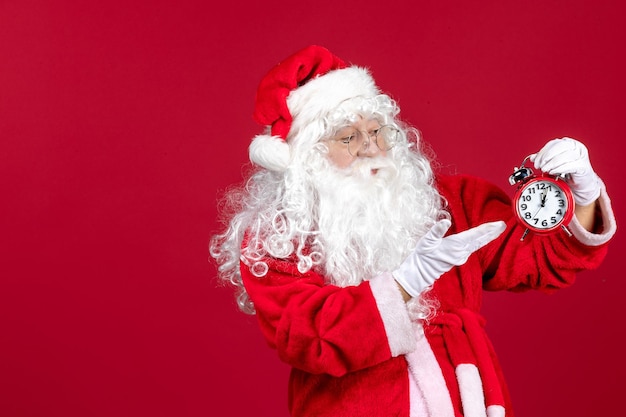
left=509, top=156, right=575, bottom=241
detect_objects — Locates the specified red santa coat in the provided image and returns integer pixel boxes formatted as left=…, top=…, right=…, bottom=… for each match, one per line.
left=239, top=174, right=616, bottom=417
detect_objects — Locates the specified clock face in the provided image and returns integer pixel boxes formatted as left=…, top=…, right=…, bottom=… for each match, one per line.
left=515, top=178, right=573, bottom=232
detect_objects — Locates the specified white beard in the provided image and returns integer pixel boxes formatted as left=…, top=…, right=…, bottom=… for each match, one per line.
left=310, top=154, right=441, bottom=287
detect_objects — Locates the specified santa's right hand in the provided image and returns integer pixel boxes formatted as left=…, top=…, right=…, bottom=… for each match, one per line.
left=392, top=219, right=506, bottom=298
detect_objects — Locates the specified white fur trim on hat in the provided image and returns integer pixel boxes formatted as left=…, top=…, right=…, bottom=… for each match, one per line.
left=249, top=134, right=291, bottom=171
left=286, top=66, right=380, bottom=135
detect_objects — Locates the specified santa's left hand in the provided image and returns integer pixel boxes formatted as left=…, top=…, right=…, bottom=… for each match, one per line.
left=529, top=137, right=601, bottom=206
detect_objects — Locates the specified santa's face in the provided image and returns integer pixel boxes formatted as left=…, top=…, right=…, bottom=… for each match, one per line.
left=323, top=117, right=389, bottom=169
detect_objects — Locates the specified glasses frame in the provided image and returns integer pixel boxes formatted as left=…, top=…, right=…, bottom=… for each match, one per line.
left=330, top=125, right=399, bottom=156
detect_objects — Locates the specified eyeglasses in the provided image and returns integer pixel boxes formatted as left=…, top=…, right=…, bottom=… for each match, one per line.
left=330, top=125, right=399, bottom=156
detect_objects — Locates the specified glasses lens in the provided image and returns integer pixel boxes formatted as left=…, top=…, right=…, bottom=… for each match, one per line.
left=376, top=126, right=398, bottom=151
left=344, top=126, right=399, bottom=155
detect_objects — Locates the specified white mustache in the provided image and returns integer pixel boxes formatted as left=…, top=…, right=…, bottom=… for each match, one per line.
left=348, top=156, right=398, bottom=179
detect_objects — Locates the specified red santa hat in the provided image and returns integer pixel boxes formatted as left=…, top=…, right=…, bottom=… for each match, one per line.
left=250, top=45, right=381, bottom=171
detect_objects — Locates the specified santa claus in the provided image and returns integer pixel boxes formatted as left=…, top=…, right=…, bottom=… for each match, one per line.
left=210, top=45, right=616, bottom=417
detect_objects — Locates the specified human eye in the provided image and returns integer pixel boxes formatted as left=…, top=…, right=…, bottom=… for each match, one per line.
left=334, top=127, right=355, bottom=143
left=340, top=134, right=356, bottom=145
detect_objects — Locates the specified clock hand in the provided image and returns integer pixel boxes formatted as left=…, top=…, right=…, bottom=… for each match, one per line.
left=531, top=191, right=547, bottom=218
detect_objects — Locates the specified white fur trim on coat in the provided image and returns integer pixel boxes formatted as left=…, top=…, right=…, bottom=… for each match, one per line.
left=369, top=272, right=416, bottom=356
left=405, top=326, right=455, bottom=417
left=455, top=363, right=487, bottom=417
left=568, top=181, right=616, bottom=246
left=486, top=405, right=505, bottom=417
left=408, top=366, right=429, bottom=416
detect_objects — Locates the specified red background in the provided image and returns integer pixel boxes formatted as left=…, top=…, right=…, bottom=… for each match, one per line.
left=1, top=1, right=624, bottom=416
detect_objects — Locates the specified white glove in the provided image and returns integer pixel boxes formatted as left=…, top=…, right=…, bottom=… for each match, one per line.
left=529, top=137, right=601, bottom=206
left=392, top=219, right=506, bottom=297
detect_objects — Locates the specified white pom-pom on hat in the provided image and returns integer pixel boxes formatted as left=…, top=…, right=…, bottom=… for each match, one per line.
left=249, top=134, right=291, bottom=172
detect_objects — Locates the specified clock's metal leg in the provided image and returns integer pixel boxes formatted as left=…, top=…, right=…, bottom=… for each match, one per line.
left=520, top=228, right=530, bottom=241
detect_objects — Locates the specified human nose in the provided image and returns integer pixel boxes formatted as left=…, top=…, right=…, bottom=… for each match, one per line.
left=356, top=131, right=382, bottom=157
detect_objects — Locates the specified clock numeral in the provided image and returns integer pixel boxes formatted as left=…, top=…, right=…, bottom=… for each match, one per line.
left=522, top=195, right=532, bottom=202
left=551, top=216, right=557, bottom=224
left=558, top=199, right=565, bottom=207
left=536, top=183, right=553, bottom=191
left=555, top=191, right=561, bottom=197
left=525, top=212, right=532, bottom=219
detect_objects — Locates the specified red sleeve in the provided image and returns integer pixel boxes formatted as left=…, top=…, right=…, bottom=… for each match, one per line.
left=436, top=174, right=611, bottom=293
left=240, top=257, right=415, bottom=377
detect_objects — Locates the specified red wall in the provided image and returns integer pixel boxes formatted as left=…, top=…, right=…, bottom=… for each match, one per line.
left=1, top=1, right=624, bottom=416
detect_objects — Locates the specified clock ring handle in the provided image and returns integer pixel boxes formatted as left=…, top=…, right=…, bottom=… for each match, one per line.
left=509, top=155, right=535, bottom=186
